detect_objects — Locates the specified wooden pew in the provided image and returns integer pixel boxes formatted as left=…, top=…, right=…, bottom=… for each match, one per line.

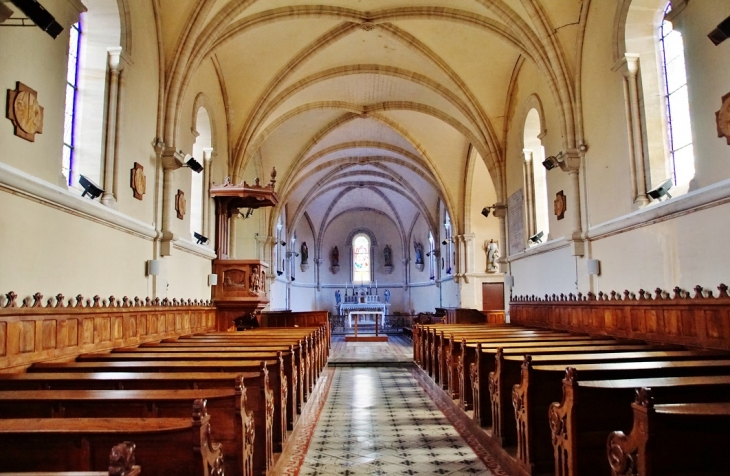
left=450, top=334, right=622, bottom=406
left=151, top=339, right=309, bottom=413
left=31, top=358, right=288, bottom=457
left=413, top=323, right=501, bottom=367
left=550, top=372, right=730, bottom=476
left=125, top=343, right=302, bottom=424
left=607, top=390, right=730, bottom=476
left=0, top=370, right=270, bottom=476
left=511, top=357, right=730, bottom=474
left=468, top=342, right=674, bottom=427
left=0, top=384, right=255, bottom=476
left=0, top=399, right=224, bottom=476
left=0, top=441, right=141, bottom=476
left=79, top=348, right=299, bottom=432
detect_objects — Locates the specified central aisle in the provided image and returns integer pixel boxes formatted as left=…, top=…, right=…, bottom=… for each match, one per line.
left=298, top=367, right=495, bottom=475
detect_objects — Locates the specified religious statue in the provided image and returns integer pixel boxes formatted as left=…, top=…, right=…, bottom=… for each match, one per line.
left=486, top=239, right=499, bottom=273
left=250, top=266, right=260, bottom=293
left=414, top=241, right=424, bottom=264
left=384, top=245, right=392, bottom=267
left=335, top=289, right=341, bottom=305
left=331, top=246, right=339, bottom=267
left=384, top=289, right=391, bottom=303
left=301, top=242, right=309, bottom=265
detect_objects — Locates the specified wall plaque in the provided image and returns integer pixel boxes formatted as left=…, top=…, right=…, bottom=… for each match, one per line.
left=130, top=162, right=146, bottom=200
left=554, top=190, right=566, bottom=220
left=508, top=188, right=525, bottom=255
left=175, top=190, right=186, bottom=219
left=716, top=92, right=730, bottom=145
left=6, top=82, right=44, bottom=142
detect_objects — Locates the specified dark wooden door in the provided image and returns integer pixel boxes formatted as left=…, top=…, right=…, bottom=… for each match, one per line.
left=482, top=283, right=505, bottom=311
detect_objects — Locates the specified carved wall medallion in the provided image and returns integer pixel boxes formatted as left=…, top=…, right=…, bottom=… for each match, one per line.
left=554, top=190, right=566, bottom=220
left=6, top=82, right=44, bottom=142
left=175, top=189, right=186, bottom=219
left=716, top=92, right=730, bottom=145
left=130, top=162, right=146, bottom=200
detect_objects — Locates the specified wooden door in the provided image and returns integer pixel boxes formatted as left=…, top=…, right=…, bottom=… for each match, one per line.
left=482, top=282, right=505, bottom=311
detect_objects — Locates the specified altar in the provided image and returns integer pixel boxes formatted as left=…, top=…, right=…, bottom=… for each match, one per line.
left=338, top=302, right=389, bottom=327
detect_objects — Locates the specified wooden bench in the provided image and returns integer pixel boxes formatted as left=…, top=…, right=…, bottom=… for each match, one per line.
left=550, top=372, right=730, bottom=476
left=468, top=342, right=672, bottom=427
left=0, top=399, right=223, bottom=476
left=79, top=349, right=300, bottom=432
left=31, top=358, right=288, bottom=457
left=511, top=357, right=730, bottom=474
left=0, top=370, right=270, bottom=476
left=0, top=441, right=141, bottom=476
left=145, top=339, right=309, bottom=414
left=0, top=384, right=255, bottom=476
left=607, top=392, right=730, bottom=476
left=127, top=343, right=303, bottom=422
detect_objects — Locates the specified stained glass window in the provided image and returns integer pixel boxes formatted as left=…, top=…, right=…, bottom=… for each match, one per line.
left=660, top=3, right=695, bottom=186
left=62, top=22, right=81, bottom=186
left=352, top=235, right=371, bottom=283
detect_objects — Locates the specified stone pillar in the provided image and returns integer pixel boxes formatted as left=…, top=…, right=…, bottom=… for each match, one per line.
left=101, top=47, right=124, bottom=208
left=614, top=54, right=650, bottom=208
left=315, top=258, right=325, bottom=291
left=202, top=148, right=213, bottom=238
left=159, top=147, right=185, bottom=256
left=556, top=150, right=585, bottom=256
left=492, top=204, right=508, bottom=273
left=522, top=150, right=536, bottom=237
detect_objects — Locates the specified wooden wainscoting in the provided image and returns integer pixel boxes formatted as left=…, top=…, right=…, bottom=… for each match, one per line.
left=0, top=292, right=216, bottom=371
left=510, top=284, right=730, bottom=350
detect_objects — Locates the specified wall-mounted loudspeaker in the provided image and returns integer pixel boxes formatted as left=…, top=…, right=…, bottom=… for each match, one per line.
left=147, top=259, right=162, bottom=276
left=208, top=274, right=218, bottom=286
left=708, top=15, right=730, bottom=46
left=586, top=259, right=601, bottom=276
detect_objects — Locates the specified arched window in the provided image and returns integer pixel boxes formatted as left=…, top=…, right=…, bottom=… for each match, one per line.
left=428, top=232, right=435, bottom=281
left=352, top=234, right=371, bottom=283
left=61, top=0, right=122, bottom=192
left=443, top=214, right=453, bottom=275
left=523, top=107, right=549, bottom=240
left=62, top=21, right=82, bottom=186
left=659, top=2, right=695, bottom=188
left=190, top=107, right=211, bottom=239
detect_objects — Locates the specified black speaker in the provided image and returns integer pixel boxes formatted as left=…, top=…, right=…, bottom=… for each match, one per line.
left=708, top=15, right=730, bottom=46
left=9, top=0, right=63, bottom=38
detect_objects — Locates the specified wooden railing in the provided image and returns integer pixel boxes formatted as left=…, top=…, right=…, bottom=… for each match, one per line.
left=438, top=307, right=506, bottom=325
left=511, top=284, right=730, bottom=350
left=0, top=291, right=216, bottom=371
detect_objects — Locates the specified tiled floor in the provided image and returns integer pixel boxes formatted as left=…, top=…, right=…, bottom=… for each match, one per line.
left=298, top=367, right=494, bottom=475
left=329, top=335, right=413, bottom=365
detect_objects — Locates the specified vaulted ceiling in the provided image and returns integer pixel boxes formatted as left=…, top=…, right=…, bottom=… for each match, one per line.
left=158, top=0, right=583, bottom=238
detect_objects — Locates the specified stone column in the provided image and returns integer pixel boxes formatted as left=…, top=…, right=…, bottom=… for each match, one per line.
left=614, top=54, right=650, bottom=208
left=202, top=148, right=213, bottom=238
left=522, top=150, right=536, bottom=237
left=159, top=147, right=184, bottom=256
left=463, top=233, right=475, bottom=280
left=556, top=150, right=585, bottom=256
left=315, top=258, right=325, bottom=291
left=101, top=47, right=124, bottom=208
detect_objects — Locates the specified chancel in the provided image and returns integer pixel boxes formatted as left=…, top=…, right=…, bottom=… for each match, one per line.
left=2, top=0, right=730, bottom=475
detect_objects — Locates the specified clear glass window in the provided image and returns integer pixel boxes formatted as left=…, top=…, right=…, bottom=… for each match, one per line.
left=62, top=22, right=81, bottom=186
left=660, top=3, right=695, bottom=187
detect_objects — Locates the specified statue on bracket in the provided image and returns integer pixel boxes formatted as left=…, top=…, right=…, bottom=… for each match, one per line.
left=485, top=239, right=500, bottom=273
left=300, top=241, right=310, bottom=272
left=384, top=245, right=392, bottom=267
left=414, top=241, right=424, bottom=271
left=330, top=246, right=340, bottom=274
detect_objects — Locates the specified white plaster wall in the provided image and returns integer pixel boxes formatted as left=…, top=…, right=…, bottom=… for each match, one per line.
left=0, top=189, right=152, bottom=299
left=589, top=200, right=730, bottom=295
left=509, top=245, right=578, bottom=298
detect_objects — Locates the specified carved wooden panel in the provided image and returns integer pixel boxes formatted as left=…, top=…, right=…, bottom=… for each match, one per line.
left=0, top=322, right=6, bottom=356
left=511, top=284, right=730, bottom=350
left=19, top=321, right=34, bottom=353
left=0, top=291, right=216, bottom=371
left=42, top=319, right=56, bottom=350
